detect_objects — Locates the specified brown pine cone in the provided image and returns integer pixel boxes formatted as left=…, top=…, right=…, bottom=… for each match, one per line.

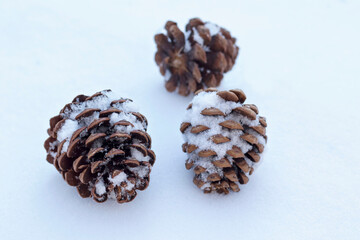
left=44, top=90, right=155, bottom=203
left=180, top=88, right=267, bottom=194
left=155, top=18, right=239, bottom=96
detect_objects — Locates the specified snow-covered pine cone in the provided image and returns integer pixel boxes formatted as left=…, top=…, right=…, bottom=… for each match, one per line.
left=44, top=90, right=155, bottom=203
left=180, top=88, right=267, bottom=194
left=155, top=18, right=239, bottom=96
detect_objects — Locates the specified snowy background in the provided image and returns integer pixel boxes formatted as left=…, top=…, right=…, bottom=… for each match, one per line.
left=1, top=0, right=359, bottom=239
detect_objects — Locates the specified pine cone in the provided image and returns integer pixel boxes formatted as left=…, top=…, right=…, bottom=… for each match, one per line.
left=155, top=18, right=239, bottom=96
left=44, top=90, right=155, bottom=203
left=180, top=88, right=267, bottom=194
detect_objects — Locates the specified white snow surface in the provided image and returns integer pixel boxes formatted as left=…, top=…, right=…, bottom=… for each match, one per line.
left=1, top=1, right=360, bottom=240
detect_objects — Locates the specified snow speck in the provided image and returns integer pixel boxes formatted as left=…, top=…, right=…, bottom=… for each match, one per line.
left=184, top=30, right=192, bottom=52
left=192, top=28, right=204, bottom=46
left=95, top=179, right=106, bottom=195
left=204, top=22, right=221, bottom=36
left=164, top=70, right=171, bottom=81
left=108, top=171, right=128, bottom=186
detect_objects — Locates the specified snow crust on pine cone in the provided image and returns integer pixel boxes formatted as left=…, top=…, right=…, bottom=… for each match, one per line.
left=155, top=18, right=239, bottom=96
left=180, top=89, right=267, bottom=194
left=44, top=90, right=155, bottom=203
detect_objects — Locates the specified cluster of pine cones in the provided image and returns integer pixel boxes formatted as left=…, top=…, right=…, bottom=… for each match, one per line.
left=44, top=18, right=267, bottom=204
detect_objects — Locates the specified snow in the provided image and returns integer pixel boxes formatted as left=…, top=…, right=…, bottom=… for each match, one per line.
left=129, top=165, right=150, bottom=178
left=57, top=119, right=79, bottom=142
left=108, top=171, right=136, bottom=194
left=108, top=171, right=128, bottom=186
left=1, top=1, right=360, bottom=240
left=192, top=22, right=222, bottom=45
left=109, top=111, right=146, bottom=132
left=131, top=148, right=150, bottom=162
left=204, top=22, right=221, bottom=36
left=95, top=179, right=106, bottom=195
left=184, top=31, right=192, bottom=52
left=56, top=119, right=79, bottom=152
left=164, top=70, right=171, bottom=81
left=192, top=28, right=204, bottom=46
